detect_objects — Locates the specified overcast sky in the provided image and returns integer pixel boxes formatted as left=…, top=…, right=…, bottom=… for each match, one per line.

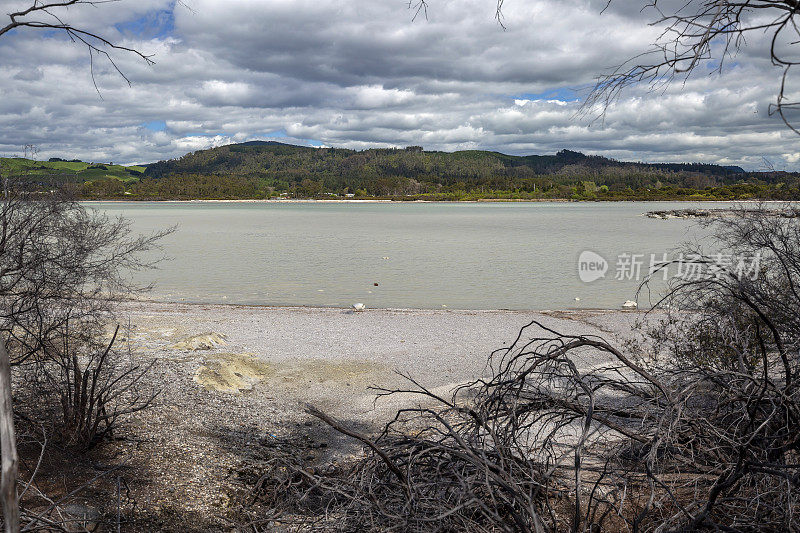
left=1, top=0, right=798, bottom=169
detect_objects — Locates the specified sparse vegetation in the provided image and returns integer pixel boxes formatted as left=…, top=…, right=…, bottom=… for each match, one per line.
left=240, top=206, right=800, bottom=532
left=0, top=186, right=170, bottom=529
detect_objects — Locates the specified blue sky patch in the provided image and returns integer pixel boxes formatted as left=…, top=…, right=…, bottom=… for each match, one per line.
left=517, top=87, right=582, bottom=103
left=142, top=120, right=167, bottom=132
left=115, top=8, right=176, bottom=40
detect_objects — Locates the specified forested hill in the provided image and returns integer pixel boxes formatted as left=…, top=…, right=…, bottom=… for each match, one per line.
left=5, top=141, right=800, bottom=200
left=145, top=141, right=747, bottom=182
left=134, top=141, right=797, bottom=200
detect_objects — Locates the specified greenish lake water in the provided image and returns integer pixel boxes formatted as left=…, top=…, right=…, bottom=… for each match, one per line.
left=88, top=201, right=720, bottom=310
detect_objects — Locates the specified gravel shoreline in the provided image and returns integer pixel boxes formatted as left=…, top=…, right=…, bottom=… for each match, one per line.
left=122, top=301, right=642, bottom=421
left=92, top=302, right=648, bottom=529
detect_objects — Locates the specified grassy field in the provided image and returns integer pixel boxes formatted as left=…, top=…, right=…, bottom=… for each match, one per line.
left=0, top=157, right=145, bottom=183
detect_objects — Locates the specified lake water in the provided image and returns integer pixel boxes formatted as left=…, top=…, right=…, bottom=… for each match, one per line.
left=88, top=201, right=721, bottom=310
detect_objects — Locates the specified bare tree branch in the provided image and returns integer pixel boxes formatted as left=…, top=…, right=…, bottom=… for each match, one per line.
left=576, top=1, right=800, bottom=132
left=0, top=0, right=156, bottom=91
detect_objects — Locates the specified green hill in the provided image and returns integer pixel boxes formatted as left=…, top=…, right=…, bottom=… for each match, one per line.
left=3, top=142, right=799, bottom=200
left=137, top=141, right=796, bottom=200
left=1, top=157, right=144, bottom=184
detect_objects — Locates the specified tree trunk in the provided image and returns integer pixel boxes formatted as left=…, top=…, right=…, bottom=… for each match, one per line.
left=0, top=337, right=18, bottom=533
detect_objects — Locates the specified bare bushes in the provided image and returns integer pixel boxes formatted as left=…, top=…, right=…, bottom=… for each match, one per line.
left=0, top=189, right=168, bottom=449
left=253, top=327, right=658, bottom=532
left=24, top=324, right=155, bottom=451
left=0, top=188, right=169, bottom=531
left=250, top=206, right=800, bottom=532
left=0, top=191, right=167, bottom=364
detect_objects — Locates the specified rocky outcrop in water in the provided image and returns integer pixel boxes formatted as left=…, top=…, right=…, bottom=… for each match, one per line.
left=646, top=208, right=800, bottom=220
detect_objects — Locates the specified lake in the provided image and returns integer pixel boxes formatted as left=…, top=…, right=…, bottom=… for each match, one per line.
left=88, top=201, right=720, bottom=310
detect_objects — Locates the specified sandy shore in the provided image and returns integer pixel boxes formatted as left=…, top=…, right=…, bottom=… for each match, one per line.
left=91, top=302, right=647, bottom=528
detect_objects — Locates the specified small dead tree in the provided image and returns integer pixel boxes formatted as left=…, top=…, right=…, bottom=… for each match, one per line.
left=0, top=3, right=161, bottom=526
left=28, top=323, right=156, bottom=451
left=1, top=191, right=169, bottom=442
left=0, top=188, right=169, bottom=530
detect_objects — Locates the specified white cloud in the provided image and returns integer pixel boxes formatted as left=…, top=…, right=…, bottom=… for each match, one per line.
left=0, top=0, right=796, bottom=169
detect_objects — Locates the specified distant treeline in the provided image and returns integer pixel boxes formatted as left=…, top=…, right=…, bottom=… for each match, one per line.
left=8, top=141, right=800, bottom=200
left=135, top=142, right=800, bottom=200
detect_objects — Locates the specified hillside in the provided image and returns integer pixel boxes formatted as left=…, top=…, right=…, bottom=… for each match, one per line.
left=143, top=142, right=749, bottom=182
left=137, top=141, right=796, bottom=200
left=3, top=142, right=800, bottom=200
left=1, top=157, right=145, bottom=189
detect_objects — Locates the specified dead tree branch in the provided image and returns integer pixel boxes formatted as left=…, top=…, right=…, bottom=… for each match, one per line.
left=246, top=206, right=800, bottom=532
left=576, top=1, right=800, bottom=132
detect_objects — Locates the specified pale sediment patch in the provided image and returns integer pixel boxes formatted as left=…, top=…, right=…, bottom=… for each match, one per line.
left=193, top=352, right=273, bottom=393
left=270, top=359, right=388, bottom=388
left=122, top=301, right=649, bottom=413
left=171, top=332, right=228, bottom=351
left=194, top=357, right=389, bottom=396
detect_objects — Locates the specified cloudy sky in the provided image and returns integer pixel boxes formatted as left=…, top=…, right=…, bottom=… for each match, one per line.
left=1, top=0, right=798, bottom=169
